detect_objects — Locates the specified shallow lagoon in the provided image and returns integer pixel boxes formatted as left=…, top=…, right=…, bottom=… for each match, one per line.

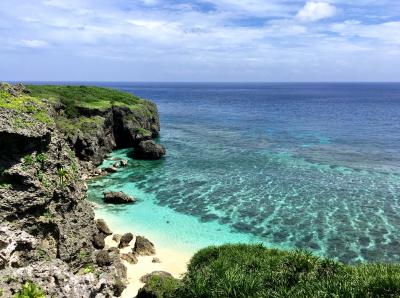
left=88, top=83, right=400, bottom=263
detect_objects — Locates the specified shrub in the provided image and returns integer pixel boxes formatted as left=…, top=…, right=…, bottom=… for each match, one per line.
left=13, top=281, right=45, bottom=298
left=176, top=244, right=400, bottom=298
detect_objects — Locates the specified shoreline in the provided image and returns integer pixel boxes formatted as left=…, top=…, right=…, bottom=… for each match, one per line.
left=96, top=215, right=193, bottom=297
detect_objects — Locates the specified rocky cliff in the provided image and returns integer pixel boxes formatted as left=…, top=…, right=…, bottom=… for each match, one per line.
left=0, top=83, right=162, bottom=297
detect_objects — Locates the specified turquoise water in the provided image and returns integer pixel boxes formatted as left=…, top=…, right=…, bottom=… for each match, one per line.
left=88, top=83, right=400, bottom=263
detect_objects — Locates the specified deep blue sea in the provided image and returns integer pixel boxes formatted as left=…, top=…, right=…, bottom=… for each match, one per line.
left=86, top=83, right=400, bottom=263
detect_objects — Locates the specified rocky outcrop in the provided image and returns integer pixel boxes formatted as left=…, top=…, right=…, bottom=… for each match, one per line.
left=134, top=140, right=166, bottom=160
left=104, top=191, right=135, bottom=204
left=63, top=102, right=161, bottom=169
left=119, top=233, right=134, bottom=248
left=0, top=85, right=129, bottom=297
left=133, top=236, right=156, bottom=256
left=96, top=219, right=113, bottom=235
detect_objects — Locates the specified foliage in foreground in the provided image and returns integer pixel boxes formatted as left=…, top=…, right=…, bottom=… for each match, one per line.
left=156, top=244, right=400, bottom=298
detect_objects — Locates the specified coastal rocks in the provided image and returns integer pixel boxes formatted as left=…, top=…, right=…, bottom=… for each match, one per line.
left=121, top=252, right=138, bottom=264
left=93, top=234, right=106, bottom=249
left=96, top=250, right=112, bottom=266
left=104, top=166, right=118, bottom=173
left=134, top=140, right=166, bottom=160
left=119, top=233, right=134, bottom=248
left=152, top=257, right=161, bottom=263
left=113, top=234, right=122, bottom=244
left=133, top=236, right=156, bottom=256
left=103, top=191, right=135, bottom=204
left=96, top=219, right=113, bottom=235
left=120, top=159, right=128, bottom=167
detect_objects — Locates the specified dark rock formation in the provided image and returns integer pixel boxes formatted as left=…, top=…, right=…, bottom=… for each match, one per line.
left=134, top=140, right=166, bottom=160
left=103, top=191, right=135, bottom=204
left=152, top=257, right=161, bottom=263
left=93, top=234, right=106, bottom=249
left=133, top=236, right=156, bottom=256
left=119, top=233, right=134, bottom=248
left=96, top=218, right=113, bottom=235
left=96, top=250, right=112, bottom=266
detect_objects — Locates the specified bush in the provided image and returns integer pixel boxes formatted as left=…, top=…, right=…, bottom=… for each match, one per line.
left=14, top=281, right=45, bottom=298
left=175, top=244, right=400, bottom=298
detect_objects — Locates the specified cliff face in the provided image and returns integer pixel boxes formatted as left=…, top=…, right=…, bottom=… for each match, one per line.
left=0, top=84, right=160, bottom=297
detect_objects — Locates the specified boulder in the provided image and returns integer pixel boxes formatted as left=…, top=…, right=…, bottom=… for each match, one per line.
left=112, top=234, right=122, bottom=244
left=134, top=140, right=166, bottom=160
left=152, top=257, right=161, bottom=263
left=96, top=250, right=112, bottom=267
left=93, top=234, right=105, bottom=249
left=133, top=236, right=155, bottom=256
left=113, top=161, right=120, bottom=168
left=120, top=159, right=128, bottom=167
left=118, top=233, right=134, bottom=248
left=96, top=219, right=112, bottom=235
left=121, top=252, right=138, bottom=264
left=104, top=167, right=118, bottom=173
left=103, top=192, right=135, bottom=204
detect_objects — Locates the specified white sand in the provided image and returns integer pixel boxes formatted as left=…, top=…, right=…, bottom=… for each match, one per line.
left=104, top=235, right=192, bottom=297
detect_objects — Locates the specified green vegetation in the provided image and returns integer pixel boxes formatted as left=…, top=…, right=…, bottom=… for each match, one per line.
left=22, top=154, right=35, bottom=167
left=28, top=85, right=142, bottom=112
left=142, top=275, right=182, bottom=298
left=168, top=244, right=400, bottom=298
left=55, top=115, right=104, bottom=137
left=0, top=182, right=12, bottom=190
left=135, top=127, right=152, bottom=137
left=13, top=281, right=45, bottom=298
left=57, top=167, right=69, bottom=187
left=0, top=89, right=53, bottom=126
left=83, top=264, right=94, bottom=274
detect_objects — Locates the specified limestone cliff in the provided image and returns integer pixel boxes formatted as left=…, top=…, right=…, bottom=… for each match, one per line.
left=0, top=83, right=161, bottom=297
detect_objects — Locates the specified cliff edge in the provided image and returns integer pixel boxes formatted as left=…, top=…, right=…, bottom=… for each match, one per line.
left=0, top=83, right=161, bottom=297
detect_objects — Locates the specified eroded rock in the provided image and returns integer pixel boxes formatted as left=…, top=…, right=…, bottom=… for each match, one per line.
left=103, top=192, right=135, bottom=204
left=134, top=140, right=166, bottom=160
left=133, top=236, right=156, bottom=256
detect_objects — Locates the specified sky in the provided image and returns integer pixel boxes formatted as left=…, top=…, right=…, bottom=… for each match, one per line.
left=0, top=0, right=400, bottom=82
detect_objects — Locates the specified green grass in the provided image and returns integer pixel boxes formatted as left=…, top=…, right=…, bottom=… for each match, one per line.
left=174, top=244, right=400, bottom=298
left=140, top=275, right=182, bottom=298
left=27, top=85, right=143, bottom=112
left=0, top=90, right=53, bottom=125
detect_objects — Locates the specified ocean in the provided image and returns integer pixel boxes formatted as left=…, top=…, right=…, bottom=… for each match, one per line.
left=87, top=83, right=400, bottom=263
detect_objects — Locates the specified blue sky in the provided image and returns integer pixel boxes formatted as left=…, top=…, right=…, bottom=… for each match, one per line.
left=0, top=0, right=399, bottom=82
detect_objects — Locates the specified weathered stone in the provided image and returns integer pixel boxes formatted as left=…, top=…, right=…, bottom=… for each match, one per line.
left=93, top=234, right=105, bottom=249
left=134, top=140, right=166, bottom=160
left=112, top=234, right=122, bottom=244
left=118, top=233, right=134, bottom=248
left=104, top=167, right=118, bottom=173
left=133, top=236, right=155, bottom=256
left=152, top=257, right=161, bottom=263
left=96, top=250, right=112, bottom=266
left=121, top=252, right=138, bottom=264
left=103, top=192, right=135, bottom=204
left=120, top=159, right=128, bottom=167
left=96, top=219, right=112, bottom=235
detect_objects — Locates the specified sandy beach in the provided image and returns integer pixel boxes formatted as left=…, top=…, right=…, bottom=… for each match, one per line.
left=102, top=227, right=193, bottom=297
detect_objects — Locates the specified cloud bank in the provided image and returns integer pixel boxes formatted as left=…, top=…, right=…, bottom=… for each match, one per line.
left=0, top=0, right=399, bottom=81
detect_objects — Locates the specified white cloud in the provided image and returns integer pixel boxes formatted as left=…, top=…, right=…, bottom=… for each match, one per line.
left=296, top=1, right=337, bottom=22
left=20, top=39, right=49, bottom=48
